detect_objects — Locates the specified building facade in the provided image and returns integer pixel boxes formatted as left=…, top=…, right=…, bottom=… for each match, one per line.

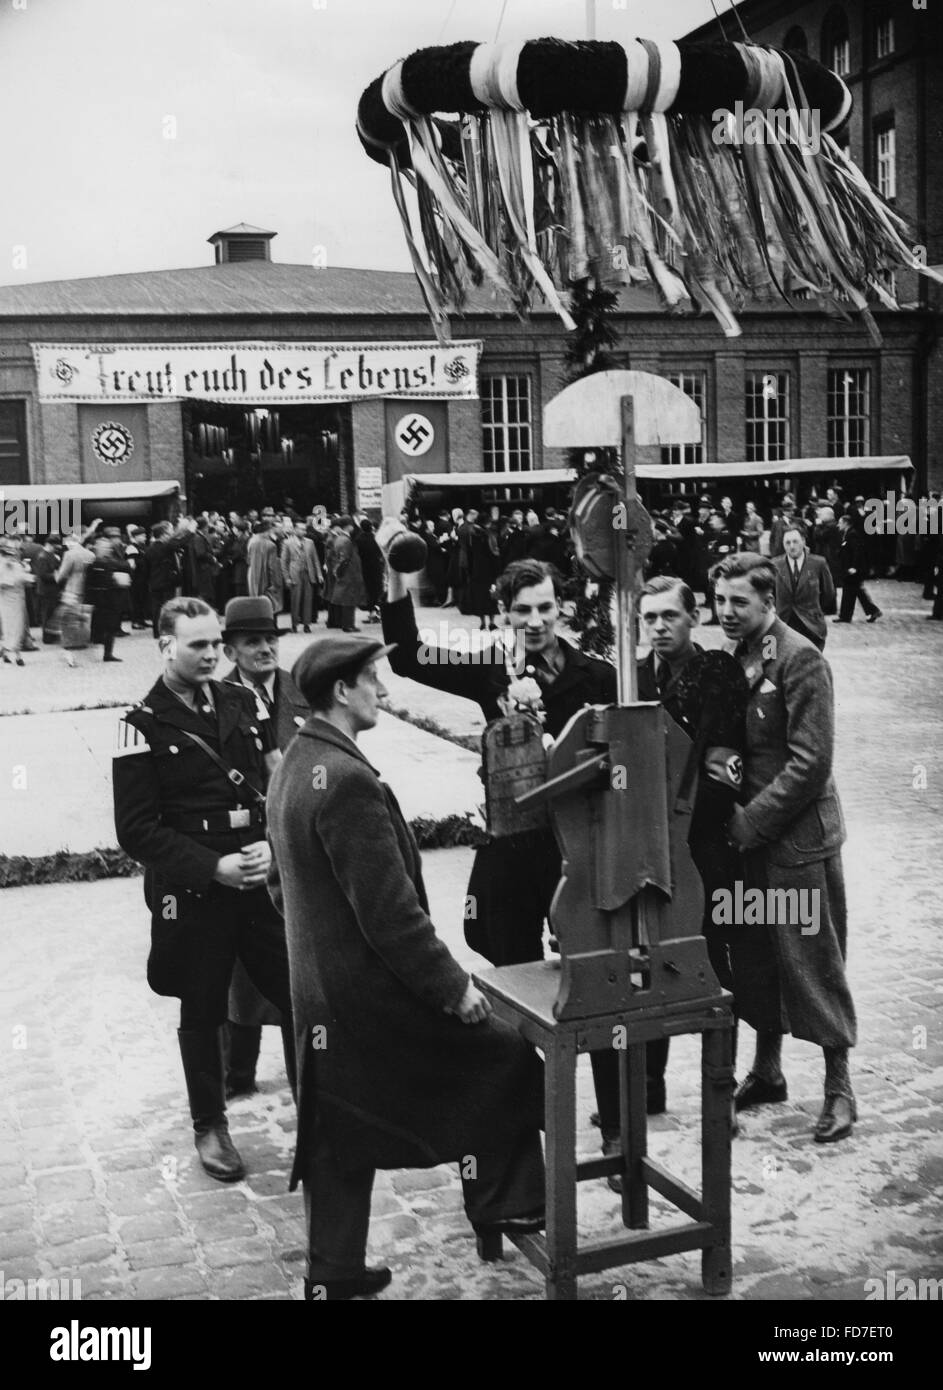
left=0, top=0, right=939, bottom=527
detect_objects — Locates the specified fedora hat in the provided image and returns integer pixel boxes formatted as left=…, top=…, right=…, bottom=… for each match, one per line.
left=222, top=596, right=278, bottom=639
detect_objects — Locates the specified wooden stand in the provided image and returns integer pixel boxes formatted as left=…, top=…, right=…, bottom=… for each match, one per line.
left=473, top=961, right=734, bottom=1300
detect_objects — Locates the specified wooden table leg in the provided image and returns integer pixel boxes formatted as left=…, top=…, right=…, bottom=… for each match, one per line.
left=701, top=1021, right=733, bottom=1295
left=620, top=1042, right=649, bottom=1229
left=545, top=1035, right=578, bottom=1300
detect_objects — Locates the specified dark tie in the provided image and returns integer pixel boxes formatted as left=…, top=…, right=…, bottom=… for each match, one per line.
left=656, top=661, right=672, bottom=696
left=792, top=561, right=800, bottom=586
left=254, top=682, right=273, bottom=714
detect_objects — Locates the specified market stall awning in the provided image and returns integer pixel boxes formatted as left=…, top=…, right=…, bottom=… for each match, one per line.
left=636, top=455, right=913, bottom=481
left=400, top=458, right=911, bottom=490
left=0, top=481, right=181, bottom=501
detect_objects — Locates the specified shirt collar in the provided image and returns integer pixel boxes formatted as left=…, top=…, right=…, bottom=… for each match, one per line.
left=239, top=670, right=275, bottom=699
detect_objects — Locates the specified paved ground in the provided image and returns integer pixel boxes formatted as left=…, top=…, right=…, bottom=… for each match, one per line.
left=0, top=579, right=941, bottom=1300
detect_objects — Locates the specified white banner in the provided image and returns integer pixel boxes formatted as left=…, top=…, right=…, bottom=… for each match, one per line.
left=34, top=340, right=481, bottom=404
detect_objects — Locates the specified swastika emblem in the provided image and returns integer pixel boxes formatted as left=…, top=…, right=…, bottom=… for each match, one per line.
left=92, top=421, right=134, bottom=467
left=394, top=412, right=434, bottom=457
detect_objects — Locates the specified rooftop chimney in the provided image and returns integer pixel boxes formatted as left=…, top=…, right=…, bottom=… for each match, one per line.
left=208, top=224, right=276, bottom=264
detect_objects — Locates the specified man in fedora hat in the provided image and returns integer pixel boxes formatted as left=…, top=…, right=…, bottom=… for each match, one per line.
left=266, top=633, right=544, bottom=1299
left=219, top=595, right=309, bottom=1098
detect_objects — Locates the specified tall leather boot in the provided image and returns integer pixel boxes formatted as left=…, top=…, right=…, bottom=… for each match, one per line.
left=177, top=1028, right=246, bottom=1182
left=224, top=1022, right=262, bottom=1099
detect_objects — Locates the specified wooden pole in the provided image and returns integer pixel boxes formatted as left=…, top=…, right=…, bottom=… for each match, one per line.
left=617, top=395, right=639, bottom=704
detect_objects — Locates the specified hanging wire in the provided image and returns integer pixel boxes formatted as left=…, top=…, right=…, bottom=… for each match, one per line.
left=493, top=0, right=510, bottom=43
left=709, top=0, right=728, bottom=41
left=436, top=0, right=459, bottom=43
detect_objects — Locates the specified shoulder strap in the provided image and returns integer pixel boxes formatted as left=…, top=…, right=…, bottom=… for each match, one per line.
left=175, top=728, right=267, bottom=808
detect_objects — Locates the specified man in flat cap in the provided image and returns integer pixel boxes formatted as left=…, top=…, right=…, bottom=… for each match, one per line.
left=266, top=634, right=545, bottom=1300
left=220, top=596, right=308, bottom=1098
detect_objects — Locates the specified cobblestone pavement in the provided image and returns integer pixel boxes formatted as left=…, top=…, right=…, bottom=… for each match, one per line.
left=0, top=579, right=941, bottom=1299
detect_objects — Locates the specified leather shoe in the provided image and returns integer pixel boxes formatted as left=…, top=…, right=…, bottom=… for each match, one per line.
left=304, top=1267, right=392, bottom=1300
left=472, top=1208, right=545, bottom=1238
left=867, top=610, right=882, bottom=623
left=734, top=1072, right=788, bottom=1112
left=194, top=1123, right=245, bottom=1182
left=814, top=1093, right=856, bottom=1144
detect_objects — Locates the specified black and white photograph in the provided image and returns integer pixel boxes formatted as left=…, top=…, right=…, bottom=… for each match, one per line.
left=0, top=0, right=940, bottom=1349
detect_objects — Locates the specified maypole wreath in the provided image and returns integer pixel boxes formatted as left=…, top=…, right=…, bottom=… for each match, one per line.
left=357, top=37, right=940, bottom=343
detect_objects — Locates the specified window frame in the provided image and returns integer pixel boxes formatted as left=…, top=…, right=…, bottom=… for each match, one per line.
left=875, top=122, right=896, bottom=200
left=827, top=367, right=871, bottom=458
left=745, top=371, right=791, bottom=464
left=660, top=370, right=707, bottom=467
left=481, top=374, right=534, bottom=473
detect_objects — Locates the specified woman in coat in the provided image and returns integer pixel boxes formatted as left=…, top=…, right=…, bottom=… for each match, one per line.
left=0, top=538, right=34, bottom=665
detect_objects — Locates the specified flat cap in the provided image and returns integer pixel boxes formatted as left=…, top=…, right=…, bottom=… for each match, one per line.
left=292, top=634, right=396, bottom=705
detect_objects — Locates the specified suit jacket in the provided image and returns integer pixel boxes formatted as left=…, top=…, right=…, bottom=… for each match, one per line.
left=222, top=665, right=309, bottom=752
left=731, top=617, right=845, bottom=866
left=266, top=717, right=542, bottom=1174
left=773, top=553, right=836, bottom=642
left=838, top=530, right=869, bottom=583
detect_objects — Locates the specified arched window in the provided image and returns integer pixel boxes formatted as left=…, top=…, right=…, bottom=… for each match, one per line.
left=821, top=6, right=850, bottom=77
left=783, top=26, right=808, bottom=55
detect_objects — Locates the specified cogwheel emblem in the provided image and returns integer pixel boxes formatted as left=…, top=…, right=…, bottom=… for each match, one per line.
left=443, top=356, right=470, bottom=384
left=53, top=358, right=76, bottom=385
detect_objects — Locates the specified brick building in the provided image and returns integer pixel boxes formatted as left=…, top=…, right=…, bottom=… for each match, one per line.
left=0, top=0, right=938, bottom=525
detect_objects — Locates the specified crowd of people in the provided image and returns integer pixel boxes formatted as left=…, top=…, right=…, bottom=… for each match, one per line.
left=2, top=485, right=941, bottom=666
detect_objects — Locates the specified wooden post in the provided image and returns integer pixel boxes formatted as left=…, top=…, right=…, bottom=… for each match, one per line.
left=617, top=395, right=639, bottom=704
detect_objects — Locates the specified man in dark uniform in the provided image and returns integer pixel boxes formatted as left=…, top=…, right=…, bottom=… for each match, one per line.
left=113, top=596, right=293, bottom=1182
left=142, top=520, right=190, bottom=637
left=220, top=595, right=308, bottom=1097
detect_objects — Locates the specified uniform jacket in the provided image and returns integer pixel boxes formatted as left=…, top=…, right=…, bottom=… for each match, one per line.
left=113, top=677, right=275, bottom=892
left=266, top=717, right=543, bottom=1174
left=773, top=553, right=836, bottom=643
left=381, top=594, right=615, bottom=734
left=731, top=617, right=845, bottom=865
left=222, top=665, right=310, bottom=753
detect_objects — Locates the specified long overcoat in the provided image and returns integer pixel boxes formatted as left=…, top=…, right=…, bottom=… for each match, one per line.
left=728, top=618, right=856, bottom=1047
left=265, top=717, right=543, bottom=1181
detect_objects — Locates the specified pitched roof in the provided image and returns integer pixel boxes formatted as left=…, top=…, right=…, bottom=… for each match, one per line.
left=0, top=260, right=662, bottom=319
left=210, top=223, right=276, bottom=238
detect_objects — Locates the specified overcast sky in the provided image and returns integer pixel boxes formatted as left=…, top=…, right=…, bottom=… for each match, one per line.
left=0, top=0, right=737, bottom=286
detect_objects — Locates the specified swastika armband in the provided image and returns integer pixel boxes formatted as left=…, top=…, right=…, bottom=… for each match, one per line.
left=704, top=746, right=743, bottom=791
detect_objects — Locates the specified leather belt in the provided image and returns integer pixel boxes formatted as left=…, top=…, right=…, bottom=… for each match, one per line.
left=164, top=808, right=264, bottom=833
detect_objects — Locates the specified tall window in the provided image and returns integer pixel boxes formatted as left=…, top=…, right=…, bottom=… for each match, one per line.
left=876, top=124, right=896, bottom=199
left=822, top=6, right=850, bottom=77
left=481, top=375, right=532, bottom=472
left=827, top=369, right=871, bottom=457
left=745, top=372, right=790, bottom=462
left=661, top=371, right=706, bottom=465
left=875, top=17, right=894, bottom=59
